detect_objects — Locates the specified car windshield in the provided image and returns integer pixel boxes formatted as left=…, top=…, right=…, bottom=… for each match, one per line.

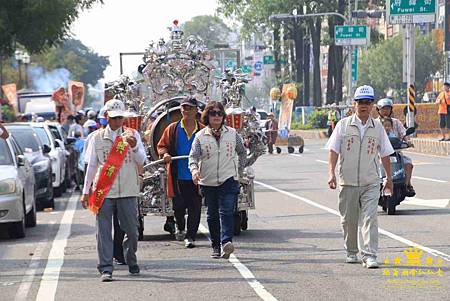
left=258, top=111, right=268, bottom=120
left=33, top=127, right=51, bottom=147
left=7, top=127, right=41, bottom=152
left=0, top=140, right=13, bottom=165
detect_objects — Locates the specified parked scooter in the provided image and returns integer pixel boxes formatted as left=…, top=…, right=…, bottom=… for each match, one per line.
left=379, top=127, right=415, bottom=215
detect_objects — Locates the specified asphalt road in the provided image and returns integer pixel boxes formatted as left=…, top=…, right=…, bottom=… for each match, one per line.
left=1, top=139, right=449, bottom=301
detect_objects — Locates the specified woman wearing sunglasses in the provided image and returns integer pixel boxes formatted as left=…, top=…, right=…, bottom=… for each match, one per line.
left=188, top=101, right=247, bottom=259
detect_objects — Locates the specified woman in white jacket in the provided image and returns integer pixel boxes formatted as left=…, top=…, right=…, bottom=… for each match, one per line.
left=189, top=101, right=246, bottom=259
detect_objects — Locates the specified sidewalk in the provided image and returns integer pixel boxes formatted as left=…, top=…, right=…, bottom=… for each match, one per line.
left=277, top=129, right=450, bottom=156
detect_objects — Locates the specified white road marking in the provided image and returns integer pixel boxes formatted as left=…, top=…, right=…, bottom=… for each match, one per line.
left=290, top=154, right=302, bottom=158
left=316, top=160, right=328, bottom=164
left=255, top=181, right=450, bottom=262
left=198, top=224, right=278, bottom=301
left=35, top=194, right=78, bottom=301
left=14, top=222, right=56, bottom=301
left=412, top=176, right=447, bottom=183
left=403, top=197, right=450, bottom=208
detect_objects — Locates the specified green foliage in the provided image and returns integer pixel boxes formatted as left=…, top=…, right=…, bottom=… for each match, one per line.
left=0, top=0, right=102, bottom=56
left=1, top=105, right=16, bottom=122
left=307, top=109, right=328, bottom=128
left=181, top=15, right=232, bottom=50
left=357, top=32, right=443, bottom=98
left=32, top=39, right=109, bottom=86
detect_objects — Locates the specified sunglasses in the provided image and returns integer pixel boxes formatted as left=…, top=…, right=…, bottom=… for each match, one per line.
left=209, top=110, right=224, bottom=117
left=110, top=116, right=124, bottom=120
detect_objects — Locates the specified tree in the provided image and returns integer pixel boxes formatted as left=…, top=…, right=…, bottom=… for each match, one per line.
left=181, top=15, right=232, bottom=50
left=357, top=32, right=443, bottom=100
left=0, top=0, right=102, bottom=56
left=33, top=39, right=109, bottom=86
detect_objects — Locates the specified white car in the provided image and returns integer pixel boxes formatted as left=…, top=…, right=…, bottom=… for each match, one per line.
left=0, top=136, right=36, bottom=238
left=256, top=109, right=268, bottom=129
left=31, top=123, right=67, bottom=196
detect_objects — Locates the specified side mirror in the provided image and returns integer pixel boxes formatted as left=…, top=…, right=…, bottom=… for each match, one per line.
left=43, top=144, right=51, bottom=154
left=54, top=139, right=62, bottom=148
left=405, top=127, right=415, bottom=136
left=66, top=137, right=76, bottom=145
left=17, top=155, right=26, bottom=166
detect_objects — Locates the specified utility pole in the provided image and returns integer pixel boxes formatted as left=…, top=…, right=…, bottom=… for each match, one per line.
left=404, top=24, right=415, bottom=128
left=347, top=1, right=353, bottom=105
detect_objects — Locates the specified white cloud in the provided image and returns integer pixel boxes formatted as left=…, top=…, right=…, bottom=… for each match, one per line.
left=71, top=0, right=218, bottom=82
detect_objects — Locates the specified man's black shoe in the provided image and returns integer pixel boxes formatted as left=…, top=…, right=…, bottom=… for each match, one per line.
left=163, top=222, right=176, bottom=235
left=101, top=271, right=113, bottom=282
left=129, top=265, right=140, bottom=275
left=405, top=185, right=416, bottom=197
left=211, top=246, right=221, bottom=259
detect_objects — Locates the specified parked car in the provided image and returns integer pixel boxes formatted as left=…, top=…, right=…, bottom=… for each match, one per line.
left=31, top=123, right=66, bottom=197
left=5, top=124, right=54, bottom=209
left=0, top=137, right=36, bottom=238
left=256, top=109, right=269, bottom=128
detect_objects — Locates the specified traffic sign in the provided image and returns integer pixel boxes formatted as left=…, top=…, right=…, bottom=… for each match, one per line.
left=263, top=55, right=274, bottom=64
left=254, top=61, right=263, bottom=72
left=335, top=25, right=370, bottom=46
left=387, top=0, right=436, bottom=24
left=351, top=48, right=358, bottom=82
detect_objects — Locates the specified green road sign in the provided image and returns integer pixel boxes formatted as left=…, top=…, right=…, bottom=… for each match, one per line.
left=387, top=0, right=436, bottom=24
left=241, top=65, right=252, bottom=74
left=335, top=25, right=370, bottom=46
left=351, top=48, right=358, bottom=82
left=263, top=55, right=274, bottom=65
left=279, top=55, right=286, bottom=65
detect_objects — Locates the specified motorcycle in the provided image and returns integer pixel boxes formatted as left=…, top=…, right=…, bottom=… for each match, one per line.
left=378, top=127, right=415, bottom=215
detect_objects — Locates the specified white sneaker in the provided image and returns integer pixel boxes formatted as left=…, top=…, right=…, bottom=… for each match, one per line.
left=184, top=238, right=195, bottom=248
left=221, top=242, right=235, bottom=259
left=346, top=254, right=359, bottom=264
left=175, top=230, right=185, bottom=241
left=362, top=257, right=379, bottom=269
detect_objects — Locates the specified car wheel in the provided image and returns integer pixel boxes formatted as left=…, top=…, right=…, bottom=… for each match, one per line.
left=288, top=146, right=294, bottom=154
left=299, top=146, right=304, bottom=153
left=26, top=200, right=37, bottom=227
left=9, top=200, right=26, bottom=239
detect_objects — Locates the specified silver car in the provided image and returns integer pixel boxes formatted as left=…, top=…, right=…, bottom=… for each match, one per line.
left=0, top=137, right=36, bottom=238
left=31, top=123, right=67, bottom=196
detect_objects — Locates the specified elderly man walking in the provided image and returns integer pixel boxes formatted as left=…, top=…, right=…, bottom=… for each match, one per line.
left=80, top=98, right=146, bottom=282
left=326, top=85, right=393, bottom=269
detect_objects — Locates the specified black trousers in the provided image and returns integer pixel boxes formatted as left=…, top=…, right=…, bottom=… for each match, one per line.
left=173, top=180, right=202, bottom=240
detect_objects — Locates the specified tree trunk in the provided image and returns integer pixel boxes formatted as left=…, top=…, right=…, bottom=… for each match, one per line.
left=303, top=37, right=310, bottom=106
left=309, top=18, right=322, bottom=107
left=293, top=20, right=304, bottom=106
left=273, top=23, right=281, bottom=84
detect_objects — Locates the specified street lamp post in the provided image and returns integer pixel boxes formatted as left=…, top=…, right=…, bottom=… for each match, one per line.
left=14, top=50, right=23, bottom=89
left=22, top=52, right=30, bottom=89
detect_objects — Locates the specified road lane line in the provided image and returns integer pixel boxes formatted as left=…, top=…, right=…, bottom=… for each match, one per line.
left=412, top=176, right=447, bottom=183
left=290, top=154, right=302, bottom=158
left=198, top=224, right=278, bottom=301
left=316, top=160, right=328, bottom=164
left=35, top=193, right=78, bottom=301
left=403, top=197, right=450, bottom=208
left=13, top=222, right=56, bottom=301
left=255, top=181, right=450, bottom=262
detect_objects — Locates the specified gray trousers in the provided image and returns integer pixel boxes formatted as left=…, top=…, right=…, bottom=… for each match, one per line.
left=96, top=197, right=139, bottom=273
left=338, top=184, right=380, bottom=259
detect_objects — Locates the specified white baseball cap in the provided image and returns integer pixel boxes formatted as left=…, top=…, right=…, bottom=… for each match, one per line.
left=83, top=119, right=98, bottom=129
left=98, top=106, right=107, bottom=119
left=87, top=110, right=97, bottom=119
left=105, top=98, right=126, bottom=118
left=354, top=85, right=375, bottom=101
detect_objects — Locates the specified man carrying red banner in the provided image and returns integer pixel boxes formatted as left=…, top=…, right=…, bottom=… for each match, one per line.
left=80, top=98, right=146, bottom=282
